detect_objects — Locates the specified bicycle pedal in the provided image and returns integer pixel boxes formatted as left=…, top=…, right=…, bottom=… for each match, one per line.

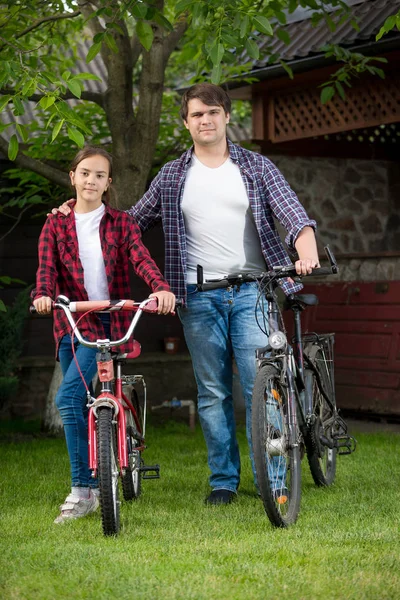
left=333, top=434, right=357, bottom=455
left=140, top=464, right=160, bottom=479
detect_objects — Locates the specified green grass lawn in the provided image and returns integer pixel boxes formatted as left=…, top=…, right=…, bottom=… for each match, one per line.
left=0, top=420, right=399, bottom=600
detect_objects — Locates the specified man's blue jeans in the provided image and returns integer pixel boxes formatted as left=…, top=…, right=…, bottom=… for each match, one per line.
left=56, top=335, right=99, bottom=488
left=179, top=283, right=268, bottom=492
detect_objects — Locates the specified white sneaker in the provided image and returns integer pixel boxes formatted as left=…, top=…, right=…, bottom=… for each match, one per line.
left=54, top=490, right=99, bottom=524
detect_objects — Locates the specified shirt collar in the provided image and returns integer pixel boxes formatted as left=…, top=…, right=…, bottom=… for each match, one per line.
left=184, top=138, right=240, bottom=165
left=67, top=199, right=115, bottom=218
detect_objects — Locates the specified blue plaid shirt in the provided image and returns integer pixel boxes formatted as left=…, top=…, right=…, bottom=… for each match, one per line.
left=129, top=140, right=316, bottom=302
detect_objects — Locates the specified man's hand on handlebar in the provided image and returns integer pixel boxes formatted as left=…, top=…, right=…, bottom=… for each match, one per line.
left=48, top=199, right=74, bottom=217
left=149, top=291, right=176, bottom=315
left=294, top=257, right=320, bottom=276
left=33, top=296, right=53, bottom=315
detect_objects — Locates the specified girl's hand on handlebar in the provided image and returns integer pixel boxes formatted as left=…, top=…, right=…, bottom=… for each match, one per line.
left=149, top=291, right=176, bottom=315
left=33, top=296, right=53, bottom=315
left=295, top=257, right=320, bottom=276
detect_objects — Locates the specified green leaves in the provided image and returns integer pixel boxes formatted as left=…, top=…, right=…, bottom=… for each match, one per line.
left=67, top=127, right=85, bottom=148
left=16, top=124, right=28, bottom=143
left=104, top=32, right=118, bottom=54
left=376, top=12, right=400, bottom=41
left=0, top=95, right=12, bottom=113
left=67, top=79, right=82, bottom=99
left=211, top=63, right=222, bottom=85
left=136, top=21, right=154, bottom=52
left=86, top=42, right=102, bottom=64
left=245, top=39, right=259, bottom=61
left=320, top=85, right=335, bottom=104
left=320, top=45, right=389, bottom=104
left=51, top=119, right=64, bottom=143
left=39, top=95, right=56, bottom=110
left=253, top=16, right=273, bottom=36
left=210, top=43, right=224, bottom=66
left=8, top=134, right=19, bottom=161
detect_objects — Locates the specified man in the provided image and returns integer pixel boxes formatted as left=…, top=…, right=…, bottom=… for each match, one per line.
left=57, top=83, right=319, bottom=505
left=129, top=83, right=319, bottom=505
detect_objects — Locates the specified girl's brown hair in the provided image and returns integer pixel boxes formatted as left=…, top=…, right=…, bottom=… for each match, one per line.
left=70, top=146, right=116, bottom=206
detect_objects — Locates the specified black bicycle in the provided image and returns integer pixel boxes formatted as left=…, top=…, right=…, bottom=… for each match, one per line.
left=197, top=246, right=356, bottom=527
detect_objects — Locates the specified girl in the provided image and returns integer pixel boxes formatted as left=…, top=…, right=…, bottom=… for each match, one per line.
left=32, top=146, right=175, bottom=524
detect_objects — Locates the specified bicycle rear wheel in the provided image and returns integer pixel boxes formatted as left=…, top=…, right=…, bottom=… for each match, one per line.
left=97, top=407, right=120, bottom=536
left=252, top=364, right=301, bottom=527
left=304, top=347, right=337, bottom=486
left=122, top=387, right=142, bottom=501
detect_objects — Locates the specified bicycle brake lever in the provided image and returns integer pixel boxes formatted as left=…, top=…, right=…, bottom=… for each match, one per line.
left=324, top=245, right=339, bottom=274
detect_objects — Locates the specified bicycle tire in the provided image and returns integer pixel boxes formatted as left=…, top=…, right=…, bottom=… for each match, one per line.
left=121, top=397, right=142, bottom=501
left=304, top=348, right=337, bottom=486
left=252, top=364, right=301, bottom=527
left=97, top=407, right=120, bottom=536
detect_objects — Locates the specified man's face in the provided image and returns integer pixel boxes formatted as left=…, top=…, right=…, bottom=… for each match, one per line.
left=184, top=98, right=230, bottom=147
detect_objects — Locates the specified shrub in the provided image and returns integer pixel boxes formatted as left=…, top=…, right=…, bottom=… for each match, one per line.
left=0, top=287, right=32, bottom=409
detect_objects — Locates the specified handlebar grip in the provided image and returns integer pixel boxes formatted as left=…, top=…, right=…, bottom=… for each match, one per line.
left=308, top=267, right=336, bottom=276
left=198, top=280, right=232, bottom=291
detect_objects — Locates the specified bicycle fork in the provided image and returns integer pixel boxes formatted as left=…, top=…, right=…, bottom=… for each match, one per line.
left=88, top=351, right=130, bottom=477
left=260, top=352, right=300, bottom=457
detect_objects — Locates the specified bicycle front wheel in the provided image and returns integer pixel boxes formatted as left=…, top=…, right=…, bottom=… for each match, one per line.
left=97, top=407, right=120, bottom=536
left=252, top=365, right=301, bottom=527
left=304, top=348, right=337, bottom=486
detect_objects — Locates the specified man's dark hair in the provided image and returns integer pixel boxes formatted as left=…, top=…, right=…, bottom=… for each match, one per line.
left=180, top=83, right=232, bottom=121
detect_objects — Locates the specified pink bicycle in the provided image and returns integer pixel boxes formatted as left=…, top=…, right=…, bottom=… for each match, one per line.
left=35, top=294, right=165, bottom=536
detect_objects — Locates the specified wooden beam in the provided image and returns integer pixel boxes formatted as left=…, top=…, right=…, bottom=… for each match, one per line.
left=255, top=138, right=400, bottom=161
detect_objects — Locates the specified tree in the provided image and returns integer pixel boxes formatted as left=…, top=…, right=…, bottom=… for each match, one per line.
left=0, top=0, right=368, bottom=210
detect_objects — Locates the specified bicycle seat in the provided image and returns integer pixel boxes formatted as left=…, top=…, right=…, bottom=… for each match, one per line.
left=284, top=294, right=319, bottom=311
left=114, top=339, right=141, bottom=360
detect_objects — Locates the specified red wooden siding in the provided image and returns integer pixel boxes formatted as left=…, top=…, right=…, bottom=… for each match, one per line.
left=293, top=280, right=400, bottom=416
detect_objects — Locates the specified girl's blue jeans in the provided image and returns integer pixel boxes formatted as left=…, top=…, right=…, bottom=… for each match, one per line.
left=178, top=283, right=269, bottom=493
left=56, top=315, right=110, bottom=488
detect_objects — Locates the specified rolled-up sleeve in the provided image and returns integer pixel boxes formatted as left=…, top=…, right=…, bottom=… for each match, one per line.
left=262, top=159, right=316, bottom=253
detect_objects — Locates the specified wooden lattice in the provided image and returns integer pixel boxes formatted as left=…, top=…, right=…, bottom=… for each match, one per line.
left=268, top=73, right=400, bottom=143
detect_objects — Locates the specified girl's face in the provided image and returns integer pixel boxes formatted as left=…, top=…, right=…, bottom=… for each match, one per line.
left=69, top=155, right=112, bottom=210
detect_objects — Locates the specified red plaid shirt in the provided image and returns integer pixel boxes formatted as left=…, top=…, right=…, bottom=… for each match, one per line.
left=31, top=202, right=170, bottom=358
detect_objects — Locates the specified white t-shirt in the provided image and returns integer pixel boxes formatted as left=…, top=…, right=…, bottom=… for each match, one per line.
left=74, top=203, right=110, bottom=300
left=181, top=155, right=266, bottom=283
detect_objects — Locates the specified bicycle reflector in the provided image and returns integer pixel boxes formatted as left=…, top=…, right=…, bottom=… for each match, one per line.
left=269, top=331, right=287, bottom=350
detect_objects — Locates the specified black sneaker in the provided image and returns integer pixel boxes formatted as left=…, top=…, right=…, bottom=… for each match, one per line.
left=205, top=489, right=236, bottom=505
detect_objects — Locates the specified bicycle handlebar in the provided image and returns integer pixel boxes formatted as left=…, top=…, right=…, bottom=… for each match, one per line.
left=30, top=296, right=161, bottom=314
left=197, top=245, right=338, bottom=291
left=30, top=295, right=183, bottom=350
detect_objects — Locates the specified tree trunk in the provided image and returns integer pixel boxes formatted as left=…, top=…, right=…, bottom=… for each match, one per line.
left=43, top=362, right=63, bottom=434
left=43, top=363, right=99, bottom=434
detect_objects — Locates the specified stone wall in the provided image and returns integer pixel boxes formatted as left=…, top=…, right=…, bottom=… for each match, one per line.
left=272, top=155, right=400, bottom=271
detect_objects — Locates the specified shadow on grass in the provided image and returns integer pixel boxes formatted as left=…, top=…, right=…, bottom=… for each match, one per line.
left=0, top=417, right=64, bottom=442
